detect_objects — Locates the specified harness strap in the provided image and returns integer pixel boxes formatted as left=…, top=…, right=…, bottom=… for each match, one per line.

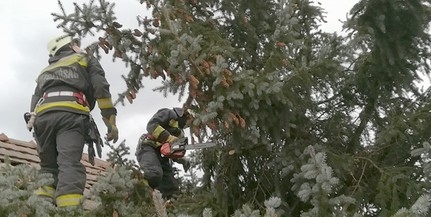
left=136, top=133, right=161, bottom=151
left=43, top=91, right=89, bottom=106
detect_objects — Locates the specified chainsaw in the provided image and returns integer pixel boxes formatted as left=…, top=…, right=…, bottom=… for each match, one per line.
left=171, top=137, right=216, bottom=152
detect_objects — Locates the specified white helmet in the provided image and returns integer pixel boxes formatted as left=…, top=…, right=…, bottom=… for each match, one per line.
left=173, top=107, right=197, bottom=118
left=173, top=107, right=184, bottom=117
left=47, top=35, right=72, bottom=56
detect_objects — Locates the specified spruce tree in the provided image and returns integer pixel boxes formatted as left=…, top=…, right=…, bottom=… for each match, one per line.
left=45, top=0, right=431, bottom=216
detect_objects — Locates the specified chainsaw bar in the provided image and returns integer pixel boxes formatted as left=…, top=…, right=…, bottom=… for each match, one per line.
left=171, top=140, right=217, bottom=151
left=183, top=142, right=217, bottom=150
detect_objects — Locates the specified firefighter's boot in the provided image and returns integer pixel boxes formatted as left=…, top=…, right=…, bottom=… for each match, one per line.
left=34, top=186, right=55, bottom=203
left=56, top=194, right=83, bottom=207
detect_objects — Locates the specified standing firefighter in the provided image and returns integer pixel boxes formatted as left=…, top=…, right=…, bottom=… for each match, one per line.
left=26, top=35, right=119, bottom=207
left=135, top=107, right=192, bottom=199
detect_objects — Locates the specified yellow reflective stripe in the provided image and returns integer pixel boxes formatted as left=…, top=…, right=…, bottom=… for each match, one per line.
left=141, top=179, right=149, bottom=186
left=34, top=186, right=55, bottom=198
left=152, top=125, right=166, bottom=139
left=36, top=101, right=90, bottom=113
left=169, top=120, right=178, bottom=128
left=41, top=54, right=87, bottom=74
left=56, top=194, right=83, bottom=207
left=97, top=98, right=114, bottom=109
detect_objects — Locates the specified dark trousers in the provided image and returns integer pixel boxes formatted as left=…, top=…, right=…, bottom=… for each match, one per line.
left=135, top=140, right=179, bottom=199
left=34, top=111, right=87, bottom=197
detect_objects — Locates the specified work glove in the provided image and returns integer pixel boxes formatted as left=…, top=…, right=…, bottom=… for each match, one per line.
left=166, top=135, right=179, bottom=143
left=97, top=98, right=118, bottom=142
left=102, top=114, right=119, bottom=143
left=88, top=144, right=96, bottom=166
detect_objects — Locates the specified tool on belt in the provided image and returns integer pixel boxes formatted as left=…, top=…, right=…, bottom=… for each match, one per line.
left=24, top=98, right=45, bottom=132
left=24, top=112, right=36, bottom=132
left=86, top=115, right=104, bottom=165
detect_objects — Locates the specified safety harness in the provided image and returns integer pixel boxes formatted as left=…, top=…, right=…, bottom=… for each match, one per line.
left=26, top=91, right=90, bottom=131
left=43, top=91, right=89, bottom=107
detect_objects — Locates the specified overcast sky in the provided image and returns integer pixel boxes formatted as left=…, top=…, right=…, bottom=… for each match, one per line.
left=0, top=0, right=358, bottom=161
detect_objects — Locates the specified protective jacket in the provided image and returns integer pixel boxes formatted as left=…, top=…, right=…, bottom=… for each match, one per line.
left=30, top=50, right=116, bottom=117
left=145, top=108, right=186, bottom=147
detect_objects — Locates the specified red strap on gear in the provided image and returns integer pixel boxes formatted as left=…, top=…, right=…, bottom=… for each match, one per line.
left=72, top=92, right=89, bottom=106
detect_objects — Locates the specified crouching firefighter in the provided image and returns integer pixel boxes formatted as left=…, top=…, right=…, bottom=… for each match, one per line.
left=135, top=107, right=193, bottom=199
left=25, top=35, right=119, bottom=207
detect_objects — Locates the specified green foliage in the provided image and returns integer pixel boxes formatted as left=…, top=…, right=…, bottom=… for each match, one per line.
left=46, top=0, right=431, bottom=216
left=87, top=139, right=157, bottom=216
left=105, top=139, right=140, bottom=169
left=392, top=194, right=431, bottom=217
left=0, top=162, right=55, bottom=217
left=0, top=161, right=85, bottom=216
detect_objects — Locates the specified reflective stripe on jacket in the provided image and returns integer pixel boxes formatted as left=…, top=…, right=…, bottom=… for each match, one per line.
left=146, top=108, right=185, bottom=147
left=30, top=50, right=112, bottom=115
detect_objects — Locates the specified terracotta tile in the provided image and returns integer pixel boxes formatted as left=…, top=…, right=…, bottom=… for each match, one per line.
left=0, top=136, right=111, bottom=193
left=0, top=133, right=8, bottom=142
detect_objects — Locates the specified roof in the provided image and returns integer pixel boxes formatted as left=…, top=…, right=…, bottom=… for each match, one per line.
left=0, top=133, right=111, bottom=193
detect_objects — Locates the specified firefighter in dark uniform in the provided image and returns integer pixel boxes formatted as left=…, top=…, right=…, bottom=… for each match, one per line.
left=28, top=35, right=119, bottom=207
left=135, top=107, right=192, bottom=199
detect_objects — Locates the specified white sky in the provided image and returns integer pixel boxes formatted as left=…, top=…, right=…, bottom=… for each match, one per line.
left=0, top=0, right=359, bottom=161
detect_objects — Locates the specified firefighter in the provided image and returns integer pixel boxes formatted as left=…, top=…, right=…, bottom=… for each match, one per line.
left=27, top=35, right=119, bottom=207
left=135, top=107, right=192, bottom=199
